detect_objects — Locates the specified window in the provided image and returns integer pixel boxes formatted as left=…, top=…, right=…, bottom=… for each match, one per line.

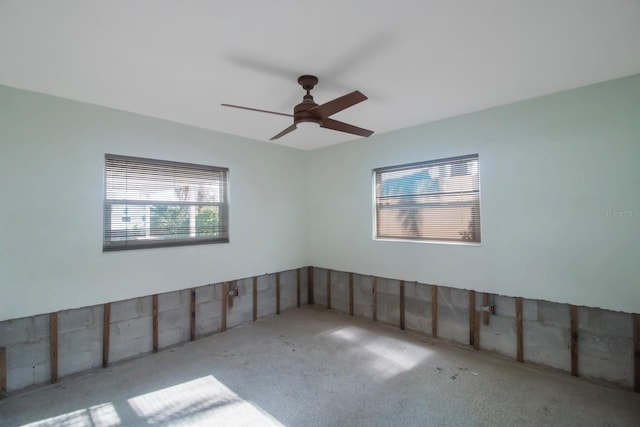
left=374, top=154, right=480, bottom=243
left=103, top=154, right=229, bottom=251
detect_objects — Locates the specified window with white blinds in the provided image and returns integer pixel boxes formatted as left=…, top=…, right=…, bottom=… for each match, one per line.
left=103, top=154, right=229, bottom=251
left=374, top=154, right=480, bottom=243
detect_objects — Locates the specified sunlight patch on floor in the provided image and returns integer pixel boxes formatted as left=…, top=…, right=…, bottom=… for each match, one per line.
left=21, top=402, right=121, bottom=427
left=127, top=375, right=283, bottom=426
left=328, top=325, right=433, bottom=378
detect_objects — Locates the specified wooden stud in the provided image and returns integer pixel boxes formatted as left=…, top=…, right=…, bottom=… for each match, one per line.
left=474, top=312, right=480, bottom=351
left=431, top=285, right=438, bottom=337
left=253, top=276, right=258, bottom=321
left=634, top=314, right=640, bottom=393
left=516, top=297, right=523, bottom=363
left=0, top=347, right=6, bottom=398
left=482, top=293, right=490, bottom=325
left=296, top=268, right=301, bottom=308
left=152, top=294, right=159, bottom=353
left=570, top=305, right=579, bottom=377
left=399, top=280, right=405, bottom=330
left=372, top=277, right=377, bottom=322
left=349, top=272, right=354, bottom=316
left=469, top=290, right=476, bottom=346
left=102, top=303, right=110, bottom=368
left=190, top=288, right=196, bottom=341
left=221, top=282, right=228, bottom=332
left=308, top=266, right=314, bottom=305
left=50, top=312, right=58, bottom=383
left=326, top=270, right=331, bottom=309
left=276, top=273, right=281, bottom=315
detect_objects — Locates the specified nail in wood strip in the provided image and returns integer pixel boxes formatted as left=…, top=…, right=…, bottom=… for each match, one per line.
left=190, top=288, right=196, bottom=341
left=50, top=312, right=58, bottom=383
left=152, top=295, right=159, bottom=352
left=349, top=273, right=354, bottom=316
left=516, top=297, right=523, bottom=363
left=253, top=277, right=258, bottom=321
left=431, top=286, right=438, bottom=337
left=399, top=280, right=405, bottom=330
left=570, top=305, right=579, bottom=377
left=276, top=273, right=281, bottom=315
left=102, top=303, right=110, bottom=368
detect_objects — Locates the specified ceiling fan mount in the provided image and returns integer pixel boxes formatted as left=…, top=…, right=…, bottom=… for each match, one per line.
left=222, top=75, right=373, bottom=141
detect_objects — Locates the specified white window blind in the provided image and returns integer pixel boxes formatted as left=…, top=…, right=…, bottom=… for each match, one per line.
left=104, top=154, right=229, bottom=251
left=374, top=154, right=480, bottom=243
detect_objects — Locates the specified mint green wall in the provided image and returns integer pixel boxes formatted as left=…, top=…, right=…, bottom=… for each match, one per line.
left=307, top=74, right=640, bottom=313
left=2, top=74, right=639, bottom=320
left=0, top=85, right=308, bottom=321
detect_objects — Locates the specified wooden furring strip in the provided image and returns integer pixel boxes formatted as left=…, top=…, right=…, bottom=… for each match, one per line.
left=221, top=283, right=228, bottom=332
left=326, top=270, right=331, bottom=309
left=469, top=290, right=476, bottom=346
left=399, top=280, right=405, bottom=330
left=570, top=305, right=579, bottom=377
left=296, top=268, right=301, bottom=308
left=515, top=297, right=523, bottom=363
left=0, top=347, right=6, bottom=398
left=152, top=295, right=159, bottom=352
left=482, top=293, right=490, bottom=325
left=349, top=273, right=354, bottom=316
left=372, top=277, right=377, bottom=322
left=50, top=312, right=58, bottom=383
left=190, top=288, right=196, bottom=341
left=276, top=273, right=281, bottom=315
left=431, top=286, right=438, bottom=337
left=308, top=266, right=314, bottom=305
left=253, top=277, right=258, bottom=321
left=102, top=303, right=111, bottom=368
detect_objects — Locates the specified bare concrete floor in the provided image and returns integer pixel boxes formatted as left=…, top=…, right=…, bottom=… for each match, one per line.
left=1, top=305, right=639, bottom=426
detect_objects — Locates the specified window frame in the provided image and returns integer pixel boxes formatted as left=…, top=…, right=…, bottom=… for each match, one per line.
left=373, top=154, right=481, bottom=244
left=103, top=154, right=230, bottom=251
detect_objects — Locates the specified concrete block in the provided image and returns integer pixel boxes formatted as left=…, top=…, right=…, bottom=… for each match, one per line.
left=279, top=270, right=298, bottom=312
left=479, top=315, right=517, bottom=358
left=109, top=315, right=152, bottom=362
left=437, top=305, right=469, bottom=345
left=158, top=290, right=190, bottom=312
left=110, top=297, right=152, bottom=323
left=376, top=278, right=400, bottom=296
left=353, top=274, right=373, bottom=318
left=450, top=288, right=469, bottom=309
left=523, top=320, right=570, bottom=371
left=227, top=308, right=252, bottom=329
left=330, top=271, right=350, bottom=314
left=404, top=296, right=431, bottom=333
left=158, top=296, right=190, bottom=348
left=58, top=327, right=101, bottom=376
left=376, top=292, right=400, bottom=326
left=195, top=284, right=215, bottom=303
left=7, top=340, right=49, bottom=369
left=7, top=362, right=49, bottom=392
left=537, top=300, right=570, bottom=328
left=257, top=274, right=277, bottom=318
left=314, top=268, right=327, bottom=307
left=579, top=330, right=633, bottom=388
left=493, top=295, right=516, bottom=317
left=578, top=307, right=632, bottom=338
left=0, top=314, right=50, bottom=346
left=522, top=299, right=538, bottom=321
left=58, top=306, right=100, bottom=334
left=298, top=268, right=309, bottom=305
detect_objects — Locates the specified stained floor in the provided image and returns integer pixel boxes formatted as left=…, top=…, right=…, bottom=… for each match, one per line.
left=1, top=305, right=638, bottom=426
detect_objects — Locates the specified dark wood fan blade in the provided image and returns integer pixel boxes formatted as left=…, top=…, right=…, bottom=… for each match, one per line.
left=321, top=118, right=373, bottom=137
left=308, top=91, right=368, bottom=119
left=221, top=104, right=293, bottom=118
left=270, top=124, right=297, bottom=140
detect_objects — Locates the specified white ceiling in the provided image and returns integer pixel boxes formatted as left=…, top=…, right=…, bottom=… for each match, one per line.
left=1, top=1, right=640, bottom=151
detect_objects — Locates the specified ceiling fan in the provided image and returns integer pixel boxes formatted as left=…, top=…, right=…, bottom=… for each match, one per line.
left=222, top=75, right=374, bottom=140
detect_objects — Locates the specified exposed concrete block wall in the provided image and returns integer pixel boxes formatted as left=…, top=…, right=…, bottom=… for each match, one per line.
left=158, top=290, right=191, bottom=348
left=58, top=306, right=103, bottom=377
left=0, top=314, right=50, bottom=391
left=0, top=269, right=309, bottom=394
left=227, top=279, right=254, bottom=328
left=315, top=268, right=638, bottom=390
left=109, top=297, right=153, bottom=363
left=195, top=284, right=222, bottom=338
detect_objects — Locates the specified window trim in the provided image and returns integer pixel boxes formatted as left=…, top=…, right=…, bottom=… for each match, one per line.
left=373, top=154, right=481, bottom=244
left=103, top=154, right=230, bottom=251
